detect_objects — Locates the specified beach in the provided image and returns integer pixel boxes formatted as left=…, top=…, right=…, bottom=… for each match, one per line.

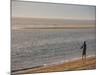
left=11, top=1, right=96, bottom=74
left=11, top=17, right=96, bottom=74
left=11, top=56, right=96, bottom=74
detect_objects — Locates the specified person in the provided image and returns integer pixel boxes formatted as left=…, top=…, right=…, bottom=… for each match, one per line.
left=80, top=41, right=87, bottom=63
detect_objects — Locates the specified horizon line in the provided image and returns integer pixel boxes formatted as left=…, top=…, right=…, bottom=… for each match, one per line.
left=12, top=16, right=96, bottom=21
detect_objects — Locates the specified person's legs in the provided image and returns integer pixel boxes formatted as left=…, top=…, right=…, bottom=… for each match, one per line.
left=82, top=55, right=84, bottom=64
left=82, top=54, right=87, bottom=64
left=84, top=54, right=86, bottom=62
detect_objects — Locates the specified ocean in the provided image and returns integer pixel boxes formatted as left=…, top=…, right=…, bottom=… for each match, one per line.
left=11, top=28, right=96, bottom=71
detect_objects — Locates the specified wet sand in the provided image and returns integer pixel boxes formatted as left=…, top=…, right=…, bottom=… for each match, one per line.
left=12, top=56, right=96, bottom=74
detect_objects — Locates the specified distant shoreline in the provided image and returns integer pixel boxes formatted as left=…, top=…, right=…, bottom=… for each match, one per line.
left=12, top=26, right=96, bottom=31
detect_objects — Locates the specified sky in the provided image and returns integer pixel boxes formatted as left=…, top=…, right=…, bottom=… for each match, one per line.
left=12, top=0, right=96, bottom=20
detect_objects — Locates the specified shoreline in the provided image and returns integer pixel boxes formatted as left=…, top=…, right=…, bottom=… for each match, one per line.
left=12, top=56, right=96, bottom=74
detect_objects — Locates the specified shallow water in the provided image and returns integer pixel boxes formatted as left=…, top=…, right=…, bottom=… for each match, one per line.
left=11, top=28, right=96, bottom=71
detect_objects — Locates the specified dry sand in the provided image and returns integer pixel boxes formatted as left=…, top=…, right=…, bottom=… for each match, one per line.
left=12, top=56, right=96, bottom=74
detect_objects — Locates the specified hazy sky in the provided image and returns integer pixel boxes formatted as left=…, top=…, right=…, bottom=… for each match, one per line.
left=12, top=0, right=96, bottom=20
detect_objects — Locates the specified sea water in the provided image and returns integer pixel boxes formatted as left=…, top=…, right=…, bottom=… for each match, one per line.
left=11, top=28, right=96, bottom=71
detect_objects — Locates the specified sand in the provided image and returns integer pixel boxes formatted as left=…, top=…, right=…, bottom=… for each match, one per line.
left=12, top=56, right=96, bottom=74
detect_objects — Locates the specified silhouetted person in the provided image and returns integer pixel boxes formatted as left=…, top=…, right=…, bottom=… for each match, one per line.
left=80, top=41, right=87, bottom=63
